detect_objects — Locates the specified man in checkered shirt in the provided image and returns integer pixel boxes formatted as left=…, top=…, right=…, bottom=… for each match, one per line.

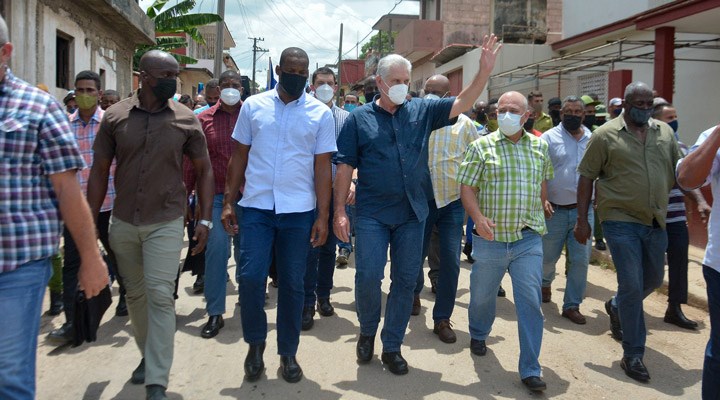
left=0, top=15, right=108, bottom=400
left=458, top=90, right=554, bottom=392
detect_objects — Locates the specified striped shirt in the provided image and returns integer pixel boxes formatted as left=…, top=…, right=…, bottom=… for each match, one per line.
left=457, top=130, right=554, bottom=242
left=68, top=107, right=115, bottom=212
left=330, top=104, right=349, bottom=180
left=428, top=113, right=479, bottom=208
left=667, top=141, right=689, bottom=223
left=0, top=70, right=85, bottom=272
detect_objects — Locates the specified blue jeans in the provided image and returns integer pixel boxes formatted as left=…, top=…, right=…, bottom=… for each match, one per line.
left=703, top=265, right=720, bottom=400
left=468, top=230, right=544, bottom=379
left=542, top=207, right=593, bottom=310
left=602, top=220, right=666, bottom=357
left=415, top=199, right=464, bottom=322
left=205, top=194, right=242, bottom=316
left=355, top=215, right=425, bottom=352
left=238, top=207, right=314, bottom=356
left=0, top=258, right=51, bottom=400
left=304, top=204, right=337, bottom=305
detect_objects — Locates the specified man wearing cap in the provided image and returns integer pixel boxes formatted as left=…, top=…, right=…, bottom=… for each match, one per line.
left=548, top=97, right=562, bottom=127
left=63, top=90, right=77, bottom=115
left=608, top=98, right=623, bottom=118
left=581, top=95, right=600, bottom=131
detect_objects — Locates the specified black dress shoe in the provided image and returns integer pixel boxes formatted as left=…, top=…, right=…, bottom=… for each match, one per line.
left=47, top=322, right=74, bottom=345
left=280, top=356, right=303, bottom=383
left=244, top=342, right=266, bottom=382
left=356, top=334, right=375, bottom=363
left=605, top=299, right=623, bottom=341
left=595, top=239, right=607, bottom=251
left=522, top=376, right=547, bottom=392
left=192, top=274, right=205, bottom=294
left=664, top=303, right=698, bottom=330
left=131, top=358, right=145, bottom=384
left=381, top=352, right=409, bottom=375
left=301, top=306, right=315, bottom=331
left=201, top=315, right=225, bottom=338
left=115, top=294, right=128, bottom=317
left=497, top=286, right=506, bottom=297
left=470, top=339, right=487, bottom=356
left=317, top=297, right=334, bottom=317
left=621, top=356, right=650, bottom=382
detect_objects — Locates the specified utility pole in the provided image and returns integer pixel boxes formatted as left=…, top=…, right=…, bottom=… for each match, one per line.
left=249, top=37, right=267, bottom=94
left=337, top=23, right=343, bottom=103
left=213, top=0, right=225, bottom=78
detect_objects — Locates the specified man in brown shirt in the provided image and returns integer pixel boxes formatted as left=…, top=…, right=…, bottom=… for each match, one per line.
left=87, top=50, right=214, bottom=400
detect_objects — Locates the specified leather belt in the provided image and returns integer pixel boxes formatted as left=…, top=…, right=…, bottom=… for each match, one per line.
left=551, top=203, right=577, bottom=210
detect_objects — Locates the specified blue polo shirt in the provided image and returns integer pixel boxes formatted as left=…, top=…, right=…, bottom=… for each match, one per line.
left=336, top=97, right=456, bottom=224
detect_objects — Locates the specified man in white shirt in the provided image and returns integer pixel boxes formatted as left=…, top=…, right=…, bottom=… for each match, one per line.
left=222, top=47, right=336, bottom=384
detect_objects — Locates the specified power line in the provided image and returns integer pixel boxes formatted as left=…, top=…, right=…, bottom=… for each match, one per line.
left=235, top=0, right=253, bottom=37
left=342, top=0, right=403, bottom=58
left=278, top=0, right=336, bottom=45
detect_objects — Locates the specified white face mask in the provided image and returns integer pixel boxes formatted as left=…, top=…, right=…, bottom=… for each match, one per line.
left=383, top=82, right=409, bottom=105
left=424, top=93, right=440, bottom=100
left=498, top=112, right=523, bottom=137
left=220, top=88, right=241, bottom=106
left=314, top=84, right=334, bottom=104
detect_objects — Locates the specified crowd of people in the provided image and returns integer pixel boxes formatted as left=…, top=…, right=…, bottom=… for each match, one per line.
left=2, top=11, right=720, bottom=399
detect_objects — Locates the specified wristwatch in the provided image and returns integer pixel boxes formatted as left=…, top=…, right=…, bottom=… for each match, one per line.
left=198, top=219, right=213, bottom=229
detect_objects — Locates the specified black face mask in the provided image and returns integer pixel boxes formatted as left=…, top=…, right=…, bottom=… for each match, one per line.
left=476, top=111, right=487, bottom=124
left=583, top=115, right=596, bottom=129
left=207, top=101, right=217, bottom=107
left=523, top=118, right=535, bottom=131
left=150, top=78, right=177, bottom=102
left=279, top=72, right=307, bottom=97
left=563, top=115, right=583, bottom=131
left=364, top=91, right=379, bottom=102
left=628, top=106, right=654, bottom=126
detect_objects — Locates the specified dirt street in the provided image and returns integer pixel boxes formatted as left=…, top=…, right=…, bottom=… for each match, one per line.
left=37, top=248, right=708, bottom=399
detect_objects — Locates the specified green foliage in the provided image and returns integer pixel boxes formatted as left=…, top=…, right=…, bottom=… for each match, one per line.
left=134, top=0, right=222, bottom=70
left=359, top=31, right=397, bottom=59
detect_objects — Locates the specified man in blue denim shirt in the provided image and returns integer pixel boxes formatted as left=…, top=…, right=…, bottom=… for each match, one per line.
left=333, top=35, right=501, bottom=375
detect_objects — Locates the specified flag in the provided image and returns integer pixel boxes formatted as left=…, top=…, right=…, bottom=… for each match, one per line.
left=266, top=57, right=277, bottom=90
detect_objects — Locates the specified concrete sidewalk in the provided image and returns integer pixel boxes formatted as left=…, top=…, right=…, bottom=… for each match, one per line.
left=591, top=244, right=708, bottom=311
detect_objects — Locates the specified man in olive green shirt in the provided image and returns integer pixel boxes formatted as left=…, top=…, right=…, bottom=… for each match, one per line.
left=528, top=91, right=553, bottom=133
left=574, top=82, right=681, bottom=384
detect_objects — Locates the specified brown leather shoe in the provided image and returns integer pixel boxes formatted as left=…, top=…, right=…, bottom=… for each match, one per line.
left=433, top=320, right=457, bottom=343
left=562, top=308, right=587, bottom=324
left=541, top=287, right=551, bottom=303
left=411, top=295, right=421, bottom=316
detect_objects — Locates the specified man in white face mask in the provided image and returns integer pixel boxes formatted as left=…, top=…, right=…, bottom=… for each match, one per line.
left=190, top=69, right=244, bottom=340
left=334, top=35, right=501, bottom=376
left=300, top=67, right=351, bottom=331
left=458, top=91, right=554, bottom=392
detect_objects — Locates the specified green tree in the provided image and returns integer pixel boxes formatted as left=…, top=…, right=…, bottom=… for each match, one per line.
left=359, top=31, right=397, bottom=59
left=134, top=0, right=222, bottom=70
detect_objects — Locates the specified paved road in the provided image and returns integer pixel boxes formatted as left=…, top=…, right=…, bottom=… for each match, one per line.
left=37, top=247, right=708, bottom=399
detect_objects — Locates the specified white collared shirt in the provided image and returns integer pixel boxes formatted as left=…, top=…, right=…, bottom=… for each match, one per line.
left=540, top=123, right=592, bottom=205
left=232, top=89, right=337, bottom=213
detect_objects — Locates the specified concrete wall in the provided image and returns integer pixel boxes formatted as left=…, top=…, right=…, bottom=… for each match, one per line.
left=5, top=0, right=145, bottom=100
left=562, top=0, right=674, bottom=39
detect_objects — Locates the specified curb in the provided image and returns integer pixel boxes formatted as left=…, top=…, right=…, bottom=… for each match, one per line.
left=590, top=247, right=709, bottom=312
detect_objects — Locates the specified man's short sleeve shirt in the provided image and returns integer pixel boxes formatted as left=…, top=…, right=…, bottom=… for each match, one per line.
left=457, top=130, right=553, bottom=242
left=231, top=90, right=336, bottom=213
left=0, top=71, right=85, bottom=271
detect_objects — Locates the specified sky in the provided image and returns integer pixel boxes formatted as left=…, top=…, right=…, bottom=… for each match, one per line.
left=138, top=0, right=419, bottom=87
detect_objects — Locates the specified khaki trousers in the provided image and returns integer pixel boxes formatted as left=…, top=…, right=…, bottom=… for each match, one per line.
left=109, top=216, right=184, bottom=388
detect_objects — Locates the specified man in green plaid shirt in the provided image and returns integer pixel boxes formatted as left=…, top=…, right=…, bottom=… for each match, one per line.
left=458, top=91, right=554, bottom=392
